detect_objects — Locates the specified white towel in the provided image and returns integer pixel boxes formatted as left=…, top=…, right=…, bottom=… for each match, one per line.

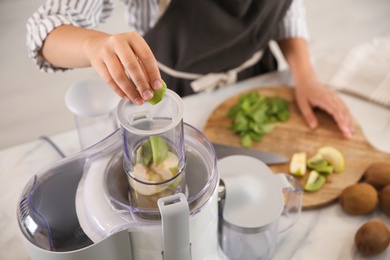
left=329, top=34, right=390, bottom=108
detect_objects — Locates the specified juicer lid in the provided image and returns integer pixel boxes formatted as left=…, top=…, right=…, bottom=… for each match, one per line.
left=218, top=155, right=291, bottom=232
left=116, top=89, right=184, bottom=136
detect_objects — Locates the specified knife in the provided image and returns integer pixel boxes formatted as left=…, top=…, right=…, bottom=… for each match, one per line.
left=212, top=142, right=288, bottom=165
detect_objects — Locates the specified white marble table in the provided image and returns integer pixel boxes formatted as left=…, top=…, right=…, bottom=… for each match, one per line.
left=1, top=70, right=390, bottom=260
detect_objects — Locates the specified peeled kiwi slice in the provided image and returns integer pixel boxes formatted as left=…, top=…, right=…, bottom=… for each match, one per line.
left=307, top=153, right=327, bottom=169
left=307, top=153, right=334, bottom=176
left=304, top=170, right=326, bottom=192
left=314, top=165, right=334, bottom=176
left=150, top=135, right=168, bottom=163
left=148, top=81, right=167, bottom=105
left=136, top=139, right=152, bottom=165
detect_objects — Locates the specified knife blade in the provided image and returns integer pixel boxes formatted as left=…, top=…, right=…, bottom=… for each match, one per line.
left=212, top=142, right=288, bottom=165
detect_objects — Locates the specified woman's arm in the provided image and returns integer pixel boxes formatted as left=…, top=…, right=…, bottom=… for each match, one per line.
left=26, top=0, right=113, bottom=72
left=27, top=0, right=162, bottom=105
left=40, top=25, right=104, bottom=68
left=278, top=38, right=354, bottom=139
left=41, top=25, right=162, bottom=105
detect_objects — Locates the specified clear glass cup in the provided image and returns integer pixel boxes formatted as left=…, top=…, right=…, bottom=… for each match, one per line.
left=116, top=89, right=186, bottom=217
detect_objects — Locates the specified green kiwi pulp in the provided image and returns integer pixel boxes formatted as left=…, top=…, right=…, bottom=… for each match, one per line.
left=148, top=81, right=167, bottom=105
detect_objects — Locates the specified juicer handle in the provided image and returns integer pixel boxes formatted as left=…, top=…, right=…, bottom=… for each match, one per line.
left=158, top=193, right=191, bottom=260
left=274, top=173, right=303, bottom=233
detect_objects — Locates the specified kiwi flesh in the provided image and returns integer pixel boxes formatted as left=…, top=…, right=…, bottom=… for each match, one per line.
left=148, top=81, right=167, bottom=105
left=136, top=139, right=152, bottom=165
left=307, top=153, right=327, bottom=169
left=304, top=170, right=326, bottom=192
left=150, top=135, right=168, bottom=163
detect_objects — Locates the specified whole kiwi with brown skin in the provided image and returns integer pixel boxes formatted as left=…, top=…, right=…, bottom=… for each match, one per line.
left=355, top=220, right=390, bottom=256
left=364, top=162, right=390, bottom=190
left=339, top=183, right=378, bottom=215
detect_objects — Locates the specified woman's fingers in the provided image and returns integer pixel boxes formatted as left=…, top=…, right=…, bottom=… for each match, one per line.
left=321, top=95, right=354, bottom=139
left=91, top=51, right=144, bottom=105
left=295, top=93, right=318, bottom=129
left=104, top=53, right=145, bottom=105
left=295, top=82, right=354, bottom=139
left=88, top=32, right=161, bottom=105
left=127, top=32, right=163, bottom=91
left=111, top=32, right=162, bottom=102
left=91, top=59, right=128, bottom=99
left=112, top=34, right=154, bottom=101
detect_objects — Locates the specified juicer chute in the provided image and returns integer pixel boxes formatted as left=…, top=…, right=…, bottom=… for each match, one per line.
left=116, top=90, right=188, bottom=217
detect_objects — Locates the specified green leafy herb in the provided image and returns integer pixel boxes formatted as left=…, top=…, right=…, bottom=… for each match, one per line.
left=226, top=91, right=290, bottom=148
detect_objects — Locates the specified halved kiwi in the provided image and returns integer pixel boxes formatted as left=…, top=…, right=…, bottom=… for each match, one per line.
left=304, top=170, right=326, bottom=192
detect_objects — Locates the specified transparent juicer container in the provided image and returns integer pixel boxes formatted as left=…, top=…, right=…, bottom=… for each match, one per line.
left=116, top=89, right=186, bottom=216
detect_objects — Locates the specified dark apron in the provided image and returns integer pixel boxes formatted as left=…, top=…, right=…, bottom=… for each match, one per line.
left=144, top=0, right=292, bottom=96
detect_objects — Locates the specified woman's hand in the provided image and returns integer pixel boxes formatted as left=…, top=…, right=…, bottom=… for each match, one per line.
left=84, top=31, right=162, bottom=105
left=294, top=78, right=354, bottom=139
left=42, top=26, right=162, bottom=105
left=278, top=38, right=354, bottom=139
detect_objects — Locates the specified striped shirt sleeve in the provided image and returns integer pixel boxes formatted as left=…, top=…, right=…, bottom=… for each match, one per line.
left=26, top=0, right=114, bottom=72
left=123, top=0, right=159, bottom=35
left=275, top=0, right=310, bottom=41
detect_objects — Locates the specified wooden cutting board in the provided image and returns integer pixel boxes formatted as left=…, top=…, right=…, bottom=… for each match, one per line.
left=203, top=86, right=390, bottom=210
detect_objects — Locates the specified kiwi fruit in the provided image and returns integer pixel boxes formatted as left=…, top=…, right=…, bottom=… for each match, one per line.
left=339, top=183, right=378, bottom=215
left=355, top=220, right=390, bottom=256
left=304, top=170, right=326, bottom=192
left=379, top=184, right=390, bottom=217
left=148, top=80, right=167, bottom=105
left=364, top=162, right=390, bottom=190
left=150, top=135, right=168, bottom=163
left=136, top=139, right=152, bottom=165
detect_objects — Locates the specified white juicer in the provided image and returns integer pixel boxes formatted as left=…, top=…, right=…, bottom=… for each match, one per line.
left=17, top=89, right=303, bottom=260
